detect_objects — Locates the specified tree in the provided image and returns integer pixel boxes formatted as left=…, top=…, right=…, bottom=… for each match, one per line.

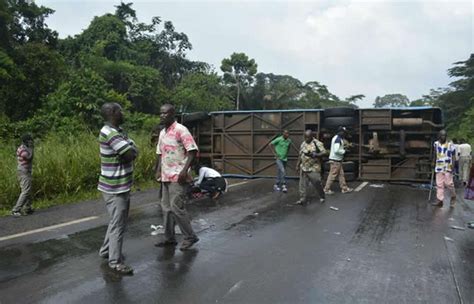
left=0, top=0, right=64, bottom=120
left=221, top=52, right=258, bottom=110
left=0, top=43, right=65, bottom=120
left=345, top=94, right=365, bottom=104
left=373, top=94, right=410, bottom=108
left=172, top=72, right=232, bottom=112
left=247, top=73, right=303, bottom=109
left=42, top=69, right=128, bottom=130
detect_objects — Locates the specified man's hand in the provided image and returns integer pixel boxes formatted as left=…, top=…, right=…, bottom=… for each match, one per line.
left=155, top=169, right=161, bottom=182
left=178, top=169, right=188, bottom=184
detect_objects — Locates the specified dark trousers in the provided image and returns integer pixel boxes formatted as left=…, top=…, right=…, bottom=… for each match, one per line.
left=200, top=177, right=226, bottom=193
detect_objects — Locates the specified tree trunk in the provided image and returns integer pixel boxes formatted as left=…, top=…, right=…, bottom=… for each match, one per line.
left=236, top=79, right=240, bottom=110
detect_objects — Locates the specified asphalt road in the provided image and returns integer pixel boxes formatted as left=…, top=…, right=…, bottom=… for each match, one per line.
left=0, top=179, right=473, bottom=304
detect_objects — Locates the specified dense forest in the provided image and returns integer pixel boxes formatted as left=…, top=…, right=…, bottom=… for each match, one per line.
left=0, top=1, right=359, bottom=140
left=0, top=0, right=472, bottom=212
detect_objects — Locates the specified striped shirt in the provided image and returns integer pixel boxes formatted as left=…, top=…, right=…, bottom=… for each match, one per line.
left=98, top=124, right=135, bottom=194
left=16, top=144, right=33, bottom=172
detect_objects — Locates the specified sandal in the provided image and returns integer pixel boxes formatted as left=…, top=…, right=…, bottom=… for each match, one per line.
left=108, top=263, right=133, bottom=275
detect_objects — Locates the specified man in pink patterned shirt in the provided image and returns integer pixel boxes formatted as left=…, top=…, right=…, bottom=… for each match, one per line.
left=155, top=104, right=199, bottom=250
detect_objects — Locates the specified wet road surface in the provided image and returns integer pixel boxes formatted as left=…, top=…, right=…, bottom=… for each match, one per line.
left=0, top=180, right=473, bottom=303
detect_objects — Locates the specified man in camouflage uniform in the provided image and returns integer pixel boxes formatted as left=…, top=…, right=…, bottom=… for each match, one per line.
left=295, top=130, right=328, bottom=205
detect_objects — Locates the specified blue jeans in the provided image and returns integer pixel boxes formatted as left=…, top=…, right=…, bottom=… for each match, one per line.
left=276, top=159, right=287, bottom=187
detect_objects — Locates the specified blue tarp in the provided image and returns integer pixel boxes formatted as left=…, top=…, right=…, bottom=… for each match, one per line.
left=210, top=106, right=440, bottom=115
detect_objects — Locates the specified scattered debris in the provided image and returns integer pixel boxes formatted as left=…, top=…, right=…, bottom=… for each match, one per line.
left=412, top=184, right=433, bottom=190
left=330, top=206, right=339, bottom=211
left=253, top=212, right=259, bottom=216
left=198, top=219, right=208, bottom=225
left=448, top=218, right=455, bottom=221
left=150, top=224, right=181, bottom=235
left=467, top=222, right=474, bottom=229
left=247, top=234, right=253, bottom=238
left=444, top=236, right=455, bottom=242
left=334, top=232, right=341, bottom=236
left=450, top=225, right=466, bottom=231
left=346, top=258, right=351, bottom=262
left=369, top=184, right=384, bottom=188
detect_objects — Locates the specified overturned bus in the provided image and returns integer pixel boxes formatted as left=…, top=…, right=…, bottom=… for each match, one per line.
left=181, top=107, right=443, bottom=183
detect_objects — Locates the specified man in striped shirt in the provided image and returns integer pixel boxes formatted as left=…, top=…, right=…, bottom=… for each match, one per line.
left=11, top=134, right=34, bottom=217
left=98, top=103, right=138, bottom=275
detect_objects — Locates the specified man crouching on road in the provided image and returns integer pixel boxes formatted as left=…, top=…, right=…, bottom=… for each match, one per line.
left=154, top=104, right=200, bottom=251
left=98, top=103, right=138, bottom=275
left=295, top=130, right=327, bottom=205
left=324, top=126, right=353, bottom=195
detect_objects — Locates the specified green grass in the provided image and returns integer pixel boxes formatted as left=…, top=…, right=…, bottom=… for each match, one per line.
left=0, top=131, right=158, bottom=216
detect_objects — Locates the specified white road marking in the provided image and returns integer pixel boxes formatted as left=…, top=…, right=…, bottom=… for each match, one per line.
left=0, top=216, right=99, bottom=242
left=355, top=181, right=369, bottom=192
left=1, top=181, right=252, bottom=243
left=223, top=280, right=244, bottom=298
left=228, top=181, right=250, bottom=189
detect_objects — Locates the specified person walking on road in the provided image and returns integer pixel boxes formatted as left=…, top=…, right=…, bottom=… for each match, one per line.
left=324, top=126, right=354, bottom=195
left=98, top=103, right=138, bottom=275
left=155, top=104, right=200, bottom=251
left=458, top=139, right=472, bottom=186
left=269, top=130, right=291, bottom=193
left=432, top=130, right=457, bottom=208
left=295, top=130, right=327, bottom=205
left=11, top=134, right=35, bottom=217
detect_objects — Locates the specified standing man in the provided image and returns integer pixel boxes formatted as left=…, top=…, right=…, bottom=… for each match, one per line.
left=432, top=130, right=457, bottom=208
left=458, top=139, right=472, bottom=186
left=269, top=130, right=291, bottom=193
left=324, top=126, right=354, bottom=194
left=98, top=103, right=138, bottom=275
left=295, top=130, right=327, bottom=205
left=11, top=134, right=34, bottom=217
left=155, top=104, right=200, bottom=251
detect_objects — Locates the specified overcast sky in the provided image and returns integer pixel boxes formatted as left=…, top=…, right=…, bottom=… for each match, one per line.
left=37, top=0, right=473, bottom=107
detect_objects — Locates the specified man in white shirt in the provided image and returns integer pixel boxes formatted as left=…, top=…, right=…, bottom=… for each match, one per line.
left=193, top=164, right=227, bottom=199
left=324, top=126, right=354, bottom=194
left=458, top=139, right=472, bottom=186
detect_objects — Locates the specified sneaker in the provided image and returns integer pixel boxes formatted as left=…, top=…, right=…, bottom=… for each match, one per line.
left=108, top=263, right=133, bottom=275
left=180, top=237, right=199, bottom=251
left=320, top=198, right=326, bottom=203
left=342, top=188, right=354, bottom=194
left=324, top=189, right=334, bottom=195
left=11, top=211, right=22, bottom=217
left=281, top=185, right=288, bottom=193
left=273, top=185, right=281, bottom=192
left=155, top=240, right=178, bottom=247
